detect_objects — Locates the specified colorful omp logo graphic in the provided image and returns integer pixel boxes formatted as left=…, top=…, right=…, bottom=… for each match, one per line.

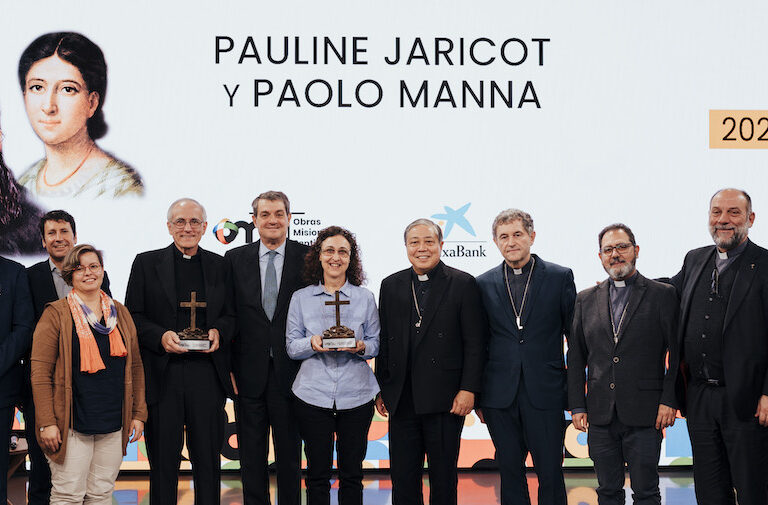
left=431, top=202, right=476, bottom=239
left=212, top=219, right=240, bottom=244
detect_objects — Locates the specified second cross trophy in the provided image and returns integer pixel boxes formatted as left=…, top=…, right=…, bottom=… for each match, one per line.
left=178, top=291, right=210, bottom=350
left=322, top=290, right=356, bottom=348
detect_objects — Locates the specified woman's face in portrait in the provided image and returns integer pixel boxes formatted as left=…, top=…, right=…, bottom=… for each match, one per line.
left=71, top=251, right=104, bottom=295
left=320, top=234, right=351, bottom=283
left=23, top=55, right=99, bottom=147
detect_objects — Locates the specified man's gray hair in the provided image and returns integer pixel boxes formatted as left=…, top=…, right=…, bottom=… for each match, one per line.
left=252, top=190, right=291, bottom=215
left=492, top=208, right=534, bottom=238
left=403, top=218, right=443, bottom=244
left=167, top=198, right=207, bottom=222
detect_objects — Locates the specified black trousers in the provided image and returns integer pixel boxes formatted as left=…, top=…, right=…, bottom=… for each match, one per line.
left=294, top=399, right=374, bottom=505
left=483, top=378, right=566, bottom=505
left=1, top=406, right=12, bottom=505
left=686, top=382, right=768, bottom=505
left=22, top=394, right=52, bottom=505
left=388, top=387, right=464, bottom=505
left=588, top=415, right=662, bottom=505
left=144, top=357, right=226, bottom=505
left=235, top=361, right=302, bottom=505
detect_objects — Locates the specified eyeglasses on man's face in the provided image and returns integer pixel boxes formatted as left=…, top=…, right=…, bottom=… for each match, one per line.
left=601, top=243, right=634, bottom=255
left=171, top=218, right=204, bottom=230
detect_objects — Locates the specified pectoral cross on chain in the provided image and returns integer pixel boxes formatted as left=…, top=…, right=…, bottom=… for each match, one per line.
left=180, top=291, right=207, bottom=330
left=325, top=290, right=349, bottom=326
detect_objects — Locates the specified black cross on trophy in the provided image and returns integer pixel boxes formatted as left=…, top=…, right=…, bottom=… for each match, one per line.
left=322, top=290, right=356, bottom=349
left=178, top=291, right=210, bottom=351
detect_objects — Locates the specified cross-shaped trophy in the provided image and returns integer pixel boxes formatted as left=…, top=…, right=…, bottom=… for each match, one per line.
left=178, top=291, right=210, bottom=351
left=322, top=290, right=356, bottom=349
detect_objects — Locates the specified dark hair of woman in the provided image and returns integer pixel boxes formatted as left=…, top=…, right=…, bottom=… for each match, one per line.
left=18, top=32, right=108, bottom=139
left=303, top=226, right=366, bottom=287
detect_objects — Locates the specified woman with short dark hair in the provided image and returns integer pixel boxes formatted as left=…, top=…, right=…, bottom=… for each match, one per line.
left=31, top=244, right=147, bottom=504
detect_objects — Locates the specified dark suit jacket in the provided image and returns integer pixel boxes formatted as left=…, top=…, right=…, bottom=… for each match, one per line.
left=223, top=239, right=309, bottom=398
left=375, top=261, right=486, bottom=416
left=567, top=273, right=679, bottom=427
left=125, top=244, right=233, bottom=404
left=0, top=256, right=33, bottom=408
left=476, top=255, right=575, bottom=411
left=27, top=259, right=111, bottom=322
left=670, top=239, right=768, bottom=420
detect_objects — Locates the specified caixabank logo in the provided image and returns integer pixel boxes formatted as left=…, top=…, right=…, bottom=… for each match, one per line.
left=212, top=212, right=323, bottom=246
left=431, top=203, right=488, bottom=258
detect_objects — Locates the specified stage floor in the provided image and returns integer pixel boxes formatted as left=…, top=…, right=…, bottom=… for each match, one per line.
left=8, top=470, right=697, bottom=504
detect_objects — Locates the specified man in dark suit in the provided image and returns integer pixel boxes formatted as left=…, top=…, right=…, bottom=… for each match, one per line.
left=125, top=198, right=233, bottom=505
left=25, top=210, right=110, bottom=505
left=0, top=256, right=33, bottom=505
left=568, top=223, right=679, bottom=505
left=224, top=191, right=308, bottom=505
left=669, top=188, right=768, bottom=505
left=475, top=208, right=575, bottom=505
left=375, top=218, right=486, bottom=505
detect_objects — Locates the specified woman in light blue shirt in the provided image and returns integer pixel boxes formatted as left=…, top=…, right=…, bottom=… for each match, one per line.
left=286, top=225, right=379, bottom=505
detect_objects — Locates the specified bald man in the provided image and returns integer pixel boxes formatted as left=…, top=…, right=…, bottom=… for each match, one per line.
left=126, top=198, right=234, bottom=505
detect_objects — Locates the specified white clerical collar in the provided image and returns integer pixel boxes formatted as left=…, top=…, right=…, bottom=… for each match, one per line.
left=417, top=273, right=429, bottom=281
left=513, top=268, right=522, bottom=275
left=717, top=250, right=728, bottom=260
left=614, top=280, right=626, bottom=288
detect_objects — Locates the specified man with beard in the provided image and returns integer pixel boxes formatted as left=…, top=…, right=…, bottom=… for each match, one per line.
left=669, top=188, right=768, bottom=505
left=567, top=223, right=678, bottom=505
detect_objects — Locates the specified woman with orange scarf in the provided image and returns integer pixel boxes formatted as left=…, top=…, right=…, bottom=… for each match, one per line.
left=30, top=244, right=147, bottom=504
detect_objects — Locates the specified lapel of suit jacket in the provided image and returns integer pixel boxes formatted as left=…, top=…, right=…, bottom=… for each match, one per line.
left=680, top=248, right=714, bottom=325
left=274, top=240, right=300, bottom=320
left=417, top=262, right=450, bottom=337
left=521, top=255, right=545, bottom=330
left=393, top=270, right=413, bottom=353
left=243, top=240, right=267, bottom=320
left=724, top=240, right=759, bottom=332
left=156, top=244, right=177, bottom=312
left=492, top=262, right=521, bottom=334
left=40, top=262, right=58, bottom=302
left=615, top=273, right=648, bottom=342
left=596, top=279, right=615, bottom=345
left=199, top=248, right=217, bottom=311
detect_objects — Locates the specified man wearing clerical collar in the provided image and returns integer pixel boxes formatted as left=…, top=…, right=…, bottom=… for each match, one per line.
left=126, top=198, right=233, bottom=505
left=669, top=188, right=768, bottom=505
left=375, top=218, right=486, bottom=505
left=568, top=223, right=679, bottom=505
left=475, top=208, right=576, bottom=505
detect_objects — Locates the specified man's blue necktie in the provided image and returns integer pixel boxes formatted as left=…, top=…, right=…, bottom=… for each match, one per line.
left=263, top=250, right=278, bottom=321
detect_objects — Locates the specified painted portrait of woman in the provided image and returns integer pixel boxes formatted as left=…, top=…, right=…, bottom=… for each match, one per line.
left=17, top=32, right=143, bottom=199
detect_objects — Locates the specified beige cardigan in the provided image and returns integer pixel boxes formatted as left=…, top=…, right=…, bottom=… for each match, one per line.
left=30, top=298, right=148, bottom=464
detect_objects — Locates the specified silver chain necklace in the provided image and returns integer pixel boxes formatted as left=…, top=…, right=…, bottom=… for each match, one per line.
left=608, top=296, right=629, bottom=344
left=411, top=281, right=423, bottom=328
left=503, top=257, right=535, bottom=330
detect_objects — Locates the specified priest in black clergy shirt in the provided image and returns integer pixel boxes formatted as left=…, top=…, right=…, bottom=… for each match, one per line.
left=125, top=198, right=233, bottom=505
left=375, top=218, right=486, bottom=505
left=25, top=209, right=111, bottom=505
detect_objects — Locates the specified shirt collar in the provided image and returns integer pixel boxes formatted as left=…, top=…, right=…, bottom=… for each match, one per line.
left=48, top=257, right=60, bottom=274
left=312, top=280, right=352, bottom=297
left=610, top=270, right=638, bottom=288
left=411, top=261, right=443, bottom=282
left=172, top=245, right=200, bottom=261
left=717, top=238, right=749, bottom=259
left=260, top=240, right=286, bottom=258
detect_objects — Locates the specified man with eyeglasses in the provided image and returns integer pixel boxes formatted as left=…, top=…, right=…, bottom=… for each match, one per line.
left=223, top=191, right=308, bottom=505
left=25, top=209, right=111, bottom=504
left=567, top=223, right=679, bottom=505
left=125, top=198, right=233, bottom=504
left=669, top=188, right=768, bottom=505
